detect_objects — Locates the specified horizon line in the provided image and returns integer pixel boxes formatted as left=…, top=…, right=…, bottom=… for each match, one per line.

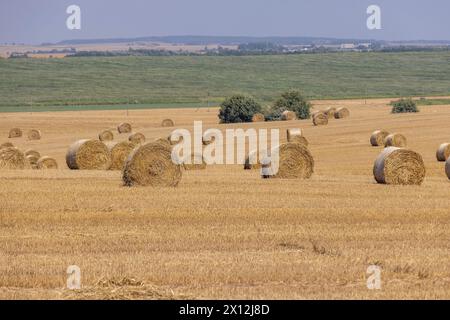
left=51, top=35, right=450, bottom=46
left=3, top=35, right=450, bottom=47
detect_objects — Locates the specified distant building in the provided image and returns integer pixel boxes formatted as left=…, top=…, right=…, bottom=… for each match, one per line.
left=358, top=43, right=372, bottom=48
left=340, top=43, right=356, bottom=50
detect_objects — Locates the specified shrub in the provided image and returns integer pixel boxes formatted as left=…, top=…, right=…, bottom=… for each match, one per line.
left=218, top=95, right=262, bottom=123
left=392, top=98, right=419, bottom=113
left=267, top=90, right=312, bottom=120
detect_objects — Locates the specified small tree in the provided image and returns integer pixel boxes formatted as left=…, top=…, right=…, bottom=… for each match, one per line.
left=392, top=98, right=419, bottom=113
left=218, top=95, right=262, bottom=123
left=267, top=90, right=312, bottom=120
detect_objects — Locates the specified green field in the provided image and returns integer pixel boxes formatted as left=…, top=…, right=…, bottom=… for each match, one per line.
left=1, top=52, right=450, bottom=112
left=0, top=102, right=214, bottom=113
left=388, top=98, right=450, bottom=107
left=416, top=98, right=450, bottom=106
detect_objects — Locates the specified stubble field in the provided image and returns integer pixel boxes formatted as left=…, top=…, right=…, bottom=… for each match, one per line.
left=1, top=98, right=450, bottom=299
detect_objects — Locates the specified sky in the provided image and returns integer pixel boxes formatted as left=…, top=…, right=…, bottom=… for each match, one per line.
left=0, top=0, right=449, bottom=44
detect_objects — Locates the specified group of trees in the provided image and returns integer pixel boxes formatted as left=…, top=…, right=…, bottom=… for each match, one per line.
left=64, top=42, right=450, bottom=58
left=218, top=92, right=420, bottom=123
left=391, top=98, right=419, bottom=113
left=70, top=43, right=289, bottom=57
left=218, top=90, right=312, bottom=123
left=70, top=48, right=188, bottom=57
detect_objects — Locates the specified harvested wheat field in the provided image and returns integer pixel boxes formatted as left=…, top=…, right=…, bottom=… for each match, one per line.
left=1, top=97, right=450, bottom=300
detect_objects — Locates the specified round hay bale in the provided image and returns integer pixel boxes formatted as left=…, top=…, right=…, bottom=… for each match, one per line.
left=370, top=130, right=390, bottom=147
left=261, top=143, right=314, bottom=179
left=446, top=158, right=450, bottom=180
left=334, top=107, right=350, bottom=119
left=106, top=141, right=136, bottom=171
left=25, top=149, right=41, bottom=159
left=128, top=132, right=146, bottom=145
left=244, top=150, right=263, bottom=170
left=324, top=107, right=336, bottom=119
left=99, top=130, right=114, bottom=142
left=117, top=123, right=132, bottom=134
left=0, top=147, right=27, bottom=170
left=252, top=113, right=265, bottom=122
left=27, top=129, right=41, bottom=140
left=312, top=112, right=328, bottom=126
left=66, top=139, right=111, bottom=170
left=154, top=138, right=172, bottom=148
left=26, top=155, right=39, bottom=169
left=123, top=142, right=182, bottom=187
left=384, top=133, right=407, bottom=148
left=161, top=119, right=174, bottom=127
left=289, top=135, right=309, bottom=147
left=37, top=156, right=58, bottom=169
left=182, top=153, right=206, bottom=170
left=0, top=142, right=14, bottom=149
left=373, top=147, right=425, bottom=185
left=436, top=143, right=450, bottom=162
left=281, top=111, right=296, bottom=121
left=27, top=155, right=39, bottom=163
left=286, top=129, right=308, bottom=147
left=8, top=128, right=22, bottom=138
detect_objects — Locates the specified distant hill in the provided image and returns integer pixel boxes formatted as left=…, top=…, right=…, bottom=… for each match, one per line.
left=55, top=35, right=383, bottom=46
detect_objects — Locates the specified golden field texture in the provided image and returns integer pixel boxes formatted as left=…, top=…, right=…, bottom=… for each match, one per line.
left=1, top=98, right=450, bottom=299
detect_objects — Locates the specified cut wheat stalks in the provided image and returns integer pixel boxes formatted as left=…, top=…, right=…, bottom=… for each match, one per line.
left=117, top=123, right=132, bottom=134
left=373, top=147, right=426, bottom=185
left=99, top=130, right=114, bottom=142
left=261, top=142, right=314, bottom=179
left=129, top=132, right=146, bottom=145
left=8, top=128, right=22, bottom=138
left=161, top=119, right=174, bottom=127
left=252, top=113, right=265, bottom=122
left=37, top=156, right=58, bottom=169
left=27, top=129, right=41, bottom=140
left=0, top=147, right=27, bottom=170
left=182, top=152, right=207, bottom=170
left=105, top=141, right=136, bottom=171
left=384, top=133, right=407, bottom=148
left=334, top=107, right=350, bottom=119
left=281, top=110, right=296, bottom=121
left=370, top=130, right=390, bottom=147
left=66, top=139, right=111, bottom=170
left=123, top=142, right=182, bottom=187
left=436, top=143, right=450, bottom=162
left=324, top=107, right=336, bottom=119
left=312, top=112, right=329, bottom=126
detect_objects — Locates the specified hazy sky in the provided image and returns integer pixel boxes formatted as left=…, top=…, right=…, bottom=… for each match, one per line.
left=1, top=0, right=449, bottom=44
